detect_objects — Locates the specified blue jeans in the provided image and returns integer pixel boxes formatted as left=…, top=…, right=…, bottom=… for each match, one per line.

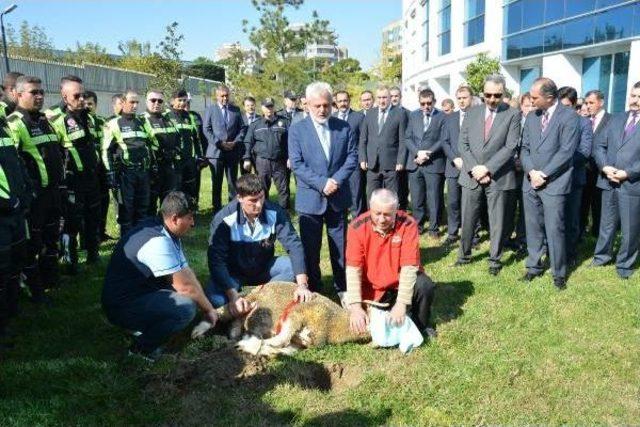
left=205, top=255, right=295, bottom=308
left=104, top=289, right=196, bottom=352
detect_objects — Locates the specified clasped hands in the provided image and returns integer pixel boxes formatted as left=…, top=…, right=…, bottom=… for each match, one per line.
left=323, top=178, right=339, bottom=196
left=220, top=140, right=236, bottom=151
left=602, top=166, right=628, bottom=184
left=414, top=150, right=431, bottom=165
left=471, top=164, right=491, bottom=185
left=528, top=169, right=548, bottom=189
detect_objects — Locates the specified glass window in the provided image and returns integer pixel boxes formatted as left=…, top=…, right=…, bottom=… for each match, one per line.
left=521, top=29, right=544, bottom=57
left=464, top=0, right=485, bottom=47
left=505, top=34, right=522, bottom=60
left=565, top=0, right=595, bottom=18
left=635, top=3, right=640, bottom=36
left=520, top=67, right=540, bottom=92
left=611, top=51, right=629, bottom=113
left=563, top=15, right=595, bottom=49
left=505, top=0, right=522, bottom=35
left=438, top=0, right=452, bottom=55
left=544, top=0, right=564, bottom=23
left=522, top=0, right=544, bottom=30
left=596, top=0, right=627, bottom=8
left=582, top=55, right=612, bottom=107
left=423, top=1, right=430, bottom=61
left=543, top=24, right=563, bottom=53
left=594, top=4, right=634, bottom=43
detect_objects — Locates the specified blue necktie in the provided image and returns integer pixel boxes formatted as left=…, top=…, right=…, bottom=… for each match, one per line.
left=222, top=105, right=229, bottom=126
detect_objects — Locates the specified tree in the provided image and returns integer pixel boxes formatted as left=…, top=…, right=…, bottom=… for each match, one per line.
left=6, top=20, right=56, bottom=60
left=63, top=42, right=118, bottom=66
left=372, top=45, right=402, bottom=86
left=465, top=53, right=500, bottom=96
left=117, top=39, right=152, bottom=57
left=185, top=57, right=225, bottom=82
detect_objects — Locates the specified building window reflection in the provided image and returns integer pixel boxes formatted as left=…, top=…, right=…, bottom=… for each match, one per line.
left=438, top=0, right=451, bottom=55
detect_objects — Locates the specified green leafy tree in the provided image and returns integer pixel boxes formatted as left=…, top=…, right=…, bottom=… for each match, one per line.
left=63, top=42, right=118, bottom=66
left=373, top=45, right=402, bottom=86
left=6, top=20, right=56, bottom=60
left=186, top=57, right=225, bottom=82
left=465, top=53, right=501, bottom=96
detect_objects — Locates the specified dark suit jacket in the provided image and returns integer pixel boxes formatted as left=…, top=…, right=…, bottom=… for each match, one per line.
left=203, top=103, right=244, bottom=161
left=403, top=108, right=446, bottom=173
left=441, top=111, right=464, bottom=178
left=332, top=109, right=364, bottom=143
left=594, top=111, right=640, bottom=196
left=359, top=106, right=407, bottom=171
left=572, top=116, right=593, bottom=188
left=458, top=103, right=521, bottom=190
left=242, top=113, right=261, bottom=126
left=521, top=103, right=580, bottom=195
left=288, top=116, right=358, bottom=215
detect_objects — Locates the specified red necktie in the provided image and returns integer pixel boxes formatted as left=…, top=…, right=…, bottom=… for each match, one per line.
left=541, top=111, right=549, bottom=133
left=484, top=110, right=494, bottom=142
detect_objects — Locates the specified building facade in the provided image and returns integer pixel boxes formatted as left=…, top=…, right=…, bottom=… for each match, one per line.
left=402, top=0, right=640, bottom=112
left=383, top=19, right=403, bottom=55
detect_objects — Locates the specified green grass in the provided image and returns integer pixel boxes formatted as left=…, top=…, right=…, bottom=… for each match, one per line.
left=1, top=168, right=638, bottom=426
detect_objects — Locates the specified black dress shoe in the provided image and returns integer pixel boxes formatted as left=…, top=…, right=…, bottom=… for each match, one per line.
left=427, top=231, right=440, bottom=238
left=553, top=277, right=567, bottom=290
left=520, top=272, right=541, bottom=282
left=489, top=266, right=501, bottom=276
left=444, top=235, right=459, bottom=245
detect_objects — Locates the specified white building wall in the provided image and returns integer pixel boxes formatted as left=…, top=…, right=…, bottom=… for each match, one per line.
left=542, top=54, right=583, bottom=95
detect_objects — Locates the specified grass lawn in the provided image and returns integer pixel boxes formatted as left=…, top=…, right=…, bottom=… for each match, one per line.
left=1, top=168, right=638, bottom=426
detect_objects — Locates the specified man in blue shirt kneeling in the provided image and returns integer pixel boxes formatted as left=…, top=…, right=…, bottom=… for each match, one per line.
left=102, top=191, right=218, bottom=361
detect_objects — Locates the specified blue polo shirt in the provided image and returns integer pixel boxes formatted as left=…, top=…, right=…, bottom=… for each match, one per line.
left=102, top=217, right=188, bottom=308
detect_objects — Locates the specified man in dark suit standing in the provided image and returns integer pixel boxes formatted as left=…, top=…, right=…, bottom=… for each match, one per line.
left=277, top=90, right=303, bottom=122
left=390, top=86, right=410, bottom=211
left=592, top=81, right=640, bottom=279
left=359, top=86, right=407, bottom=202
left=288, top=82, right=358, bottom=295
left=404, top=88, right=446, bottom=237
left=203, top=85, right=244, bottom=212
left=581, top=89, right=610, bottom=239
left=558, top=86, right=593, bottom=267
left=521, top=77, right=580, bottom=289
left=241, top=96, right=260, bottom=126
left=441, top=85, right=473, bottom=244
left=454, top=75, right=521, bottom=275
left=334, top=90, right=366, bottom=217
left=359, top=90, right=374, bottom=115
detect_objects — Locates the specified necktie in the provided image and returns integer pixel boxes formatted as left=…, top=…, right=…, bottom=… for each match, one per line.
left=484, top=110, right=494, bottom=142
left=624, top=111, right=638, bottom=138
left=378, top=109, right=386, bottom=135
left=460, top=111, right=465, bottom=129
left=318, top=123, right=330, bottom=160
left=222, top=105, right=228, bottom=125
left=423, top=113, right=431, bottom=133
left=541, top=111, right=549, bottom=133
left=590, top=116, right=596, bottom=131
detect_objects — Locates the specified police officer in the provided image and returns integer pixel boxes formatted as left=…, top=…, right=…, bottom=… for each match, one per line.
left=141, top=90, right=181, bottom=215
left=84, top=90, right=114, bottom=242
left=0, top=113, right=33, bottom=344
left=48, top=76, right=101, bottom=273
left=185, top=97, right=206, bottom=208
left=0, top=72, right=23, bottom=119
left=101, top=89, right=156, bottom=236
left=7, top=76, right=65, bottom=294
left=242, top=97, right=290, bottom=209
left=277, top=90, right=302, bottom=122
left=168, top=90, right=202, bottom=203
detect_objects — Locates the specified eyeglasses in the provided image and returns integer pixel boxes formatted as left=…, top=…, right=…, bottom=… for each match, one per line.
left=484, top=93, right=503, bottom=99
left=27, top=89, right=45, bottom=96
left=149, top=98, right=164, bottom=104
left=71, top=93, right=84, bottom=100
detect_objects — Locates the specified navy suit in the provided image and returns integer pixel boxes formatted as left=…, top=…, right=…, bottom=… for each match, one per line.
left=404, top=108, right=446, bottom=233
left=521, top=103, right=580, bottom=279
left=288, top=116, right=358, bottom=292
left=333, top=109, right=366, bottom=217
left=581, top=112, right=611, bottom=237
left=593, top=112, right=640, bottom=278
left=565, top=116, right=593, bottom=262
left=442, top=110, right=464, bottom=237
left=203, top=103, right=244, bottom=211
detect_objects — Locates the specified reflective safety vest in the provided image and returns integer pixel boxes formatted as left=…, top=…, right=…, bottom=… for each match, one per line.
left=7, top=109, right=64, bottom=188
left=142, top=111, right=181, bottom=163
left=101, top=113, right=155, bottom=171
left=48, top=109, right=100, bottom=173
left=169, top=109, right=201, bottom=159
left=0, top=119, right=31, bottom=208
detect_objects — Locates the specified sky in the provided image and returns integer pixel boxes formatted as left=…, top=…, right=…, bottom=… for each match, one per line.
left=5, top=0, right=401, bottom=69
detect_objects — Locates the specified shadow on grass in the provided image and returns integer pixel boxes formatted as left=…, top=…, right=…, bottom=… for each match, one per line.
left=151, top=337, right=392, bottom=425
left=431, top=280, right=474, bottom=326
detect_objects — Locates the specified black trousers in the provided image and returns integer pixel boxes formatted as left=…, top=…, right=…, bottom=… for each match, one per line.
left=397, top=170, right=409, bottom=210
left=0, top=210, right=27, bottom=330
left=409, top=168, right=444, bottom=232
left=209, top=157, right=238, bottom=212
left=504, top=171, right=526, bottom=245
left=63, top=173, right=101, bottom=265
left=148, top=159, right=180, bottom=217
left=446, top=176, right=461, bottom=237
left=179, top=158, right=198, bottom=203
left=366, top=168, right=398, bottom=202
left=26, top=186, right=61, bottom=291
left=348, top=168, right=367, bottom=218
left=378, top=272, right=436, bottom=332
left=97, top=162, right=110, bottom=238
left=255, top=157, right=290, bottom=209
left=117, top=168, right=150, bottom=236
left=581, top=163, right=601, bottom=238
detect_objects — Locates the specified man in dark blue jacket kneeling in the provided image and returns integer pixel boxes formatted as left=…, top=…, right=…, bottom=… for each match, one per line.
left=206, top=174, right=312, bottom=317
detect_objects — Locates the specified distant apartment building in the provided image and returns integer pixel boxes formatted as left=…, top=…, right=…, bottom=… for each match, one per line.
left=402, top=0, right=640, bottom=111
left=214, top=42, right=260, bottom=75
left=382, top=19, right=403, bottom=55
left=289, top=23, right=349, bottom=63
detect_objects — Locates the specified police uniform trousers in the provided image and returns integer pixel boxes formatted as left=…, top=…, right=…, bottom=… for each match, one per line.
left=64, top=171, right=101, bottom=265
left=149, top=159, right=180, bottom=216
left=117, top=166, right=150, bottom=236
left=97, top=162, right=111, bottom=240
left=179, top=157, right=198, bottom=203
left=25, top=186, right=62, bottom=291
left=255, top=157, right=289, bottom=209
left=0, top=209, right=28, bottom=331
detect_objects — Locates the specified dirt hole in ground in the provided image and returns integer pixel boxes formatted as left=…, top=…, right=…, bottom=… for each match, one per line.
left=147, top=336, right=363, bottom=400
